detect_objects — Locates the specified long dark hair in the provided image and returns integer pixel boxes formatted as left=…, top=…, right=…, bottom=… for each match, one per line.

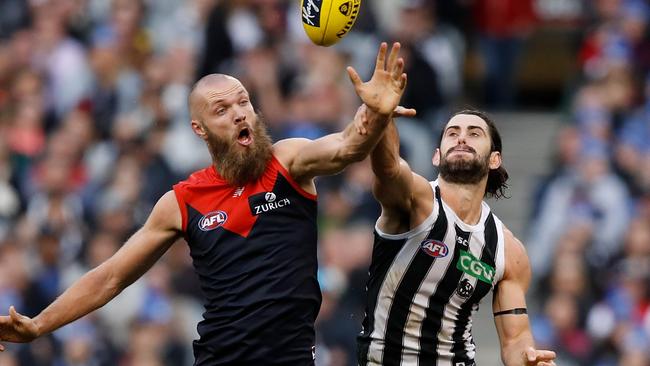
left=443, top=109, right=510, bottom=199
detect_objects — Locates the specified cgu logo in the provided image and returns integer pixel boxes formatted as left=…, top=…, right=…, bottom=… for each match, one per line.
left=198, top=211, right=228, bottom=231
left=457, top=250, right=495, bottom=284
left=420, top=239, right=449, bottom=258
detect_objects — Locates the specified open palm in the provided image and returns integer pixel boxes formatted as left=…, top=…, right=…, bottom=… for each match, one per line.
left=347, top=42, right=408, bottom=116
left=0, top=306, right=40, bottom=351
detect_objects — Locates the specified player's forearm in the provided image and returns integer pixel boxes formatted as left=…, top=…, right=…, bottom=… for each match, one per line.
left=338, top=111, right=391, bottom=163
left=501, top=333, right=536, bottom=366
left=371, top=120, right=401, bottom=179
left=33, top=264, right=121, bottom=336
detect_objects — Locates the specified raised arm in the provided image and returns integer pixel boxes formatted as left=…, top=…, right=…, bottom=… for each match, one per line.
left=370, top=117, right=433, bottom=234
left=275, top=43, right=410, bottom=189
left=0, top=191, right=183, bottom=349
left=493, top=229, right=556, bottom=366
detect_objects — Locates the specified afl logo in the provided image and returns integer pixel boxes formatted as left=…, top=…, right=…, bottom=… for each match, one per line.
left=420, top=239, right=449, bottom=258
left=198, top=211, right=228, bottom=231
left=265, top=192, right=276, bottom=202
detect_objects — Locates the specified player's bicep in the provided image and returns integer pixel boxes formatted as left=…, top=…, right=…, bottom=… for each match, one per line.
left=493, top=232, right=533, bottom=345
left=103, top=191, right=182, bottom=288
left=277, top=135, right=352, bottom=180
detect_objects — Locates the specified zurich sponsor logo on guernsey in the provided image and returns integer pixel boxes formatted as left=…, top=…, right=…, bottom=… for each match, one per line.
left=420, top=239, right=449, bottom=258
left=198, top=211, right=228, bottom=231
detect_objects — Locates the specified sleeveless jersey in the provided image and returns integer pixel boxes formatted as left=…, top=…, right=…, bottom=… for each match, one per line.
left=358, top=180, right=506, bottom=366
left=172, top=156, right=320, bottom=365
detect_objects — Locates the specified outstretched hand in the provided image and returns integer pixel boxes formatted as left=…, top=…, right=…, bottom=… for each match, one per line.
left=347, top=42, right=408, bottom=116
left=0, top=306, right=40, bottom=351
left=525, top=347, right=556, bottom=366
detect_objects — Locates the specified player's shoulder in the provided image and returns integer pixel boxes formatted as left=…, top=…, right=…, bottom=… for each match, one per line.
left=501, top=225, right=531, bottom=279
left=272, top=138, right=312, bottom=167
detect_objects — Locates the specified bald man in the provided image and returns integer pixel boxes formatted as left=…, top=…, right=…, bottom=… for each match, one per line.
left=0, top=43, right=412, bottom=365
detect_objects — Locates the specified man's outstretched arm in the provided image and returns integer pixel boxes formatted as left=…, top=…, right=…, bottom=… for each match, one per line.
left=275, top=42, right=412, bottom=186
left=493, top=229, right=556, bottom=366
left=0, top=191, right=183, bottom=350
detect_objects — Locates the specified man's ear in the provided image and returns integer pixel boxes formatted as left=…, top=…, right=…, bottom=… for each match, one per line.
left=489, top=151, right=502, bottom=170
left=432, top=148, right=441, bottom=167
left=191, top=120, right=208, bottom=140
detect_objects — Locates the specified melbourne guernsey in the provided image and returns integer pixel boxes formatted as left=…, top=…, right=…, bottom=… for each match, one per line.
left=173, top=156, right=320, bottom=365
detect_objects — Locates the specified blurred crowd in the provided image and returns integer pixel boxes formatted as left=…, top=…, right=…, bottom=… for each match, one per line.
left=0, top=0, right=647, bottom=365
left=525, top=1, right=650, bottom=366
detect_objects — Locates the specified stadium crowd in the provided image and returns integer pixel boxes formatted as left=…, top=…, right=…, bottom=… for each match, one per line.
left=0, top=0, right=647, bottom=365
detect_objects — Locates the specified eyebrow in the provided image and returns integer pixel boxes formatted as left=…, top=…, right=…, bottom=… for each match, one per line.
left=445, top=125, right=487, bottom=134
left=209, top=89, right=247, bottom=105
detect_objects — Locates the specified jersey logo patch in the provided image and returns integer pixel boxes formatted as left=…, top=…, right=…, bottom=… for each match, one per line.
left=249, top=191, right=291, bottom=216
left=420, top=239, right=449, bottom=258
left=456, top=278, right=474, bottom=298
left=457, top=250, right=495, bottom=284
left=198, top=210, right=228, bottom=231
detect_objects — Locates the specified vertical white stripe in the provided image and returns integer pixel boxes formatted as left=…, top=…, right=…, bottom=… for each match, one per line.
left=366, top=229, right=429, bottom=363
left=493, top=216, right=506, bottom=285
left=401, top=226, right=456, bottom=364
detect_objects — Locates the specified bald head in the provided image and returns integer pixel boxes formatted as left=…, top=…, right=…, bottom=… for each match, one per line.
left=189, top=74, right=247, bottom=121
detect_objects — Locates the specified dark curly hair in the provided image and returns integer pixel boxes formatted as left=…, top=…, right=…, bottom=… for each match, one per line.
left=440, top=109, right=510, bottom=199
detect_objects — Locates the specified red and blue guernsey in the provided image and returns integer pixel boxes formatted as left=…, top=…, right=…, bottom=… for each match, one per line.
left=172, top=156, right=320, bottom=365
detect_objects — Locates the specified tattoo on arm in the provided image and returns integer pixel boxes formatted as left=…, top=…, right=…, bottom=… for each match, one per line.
left=493, top=308, right=527, bottom=317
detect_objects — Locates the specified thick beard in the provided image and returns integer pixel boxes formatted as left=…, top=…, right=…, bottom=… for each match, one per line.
left=205, top=117, right=273, bottom=186
left=438, top=148, right=490, bottom=185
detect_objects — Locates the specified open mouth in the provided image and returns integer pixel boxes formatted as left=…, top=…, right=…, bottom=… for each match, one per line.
left=237, top=127, right=253, bottom=146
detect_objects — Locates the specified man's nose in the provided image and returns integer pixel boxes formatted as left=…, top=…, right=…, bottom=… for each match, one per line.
left=234, top=109, right=246, bottom=124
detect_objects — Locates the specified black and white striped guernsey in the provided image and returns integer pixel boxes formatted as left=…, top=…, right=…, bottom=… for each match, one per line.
left=358, top=180, right=506, bottom=366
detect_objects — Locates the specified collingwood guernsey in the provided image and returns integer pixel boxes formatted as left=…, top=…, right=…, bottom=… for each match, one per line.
left=358, top=180, right=506, bottom=366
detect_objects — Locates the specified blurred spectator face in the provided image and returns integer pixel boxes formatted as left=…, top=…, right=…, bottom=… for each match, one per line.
left=624, top=219, right=650, bottom=256
left=545, top=293, right=579, bottom=333
left=397, top=3, right=434, bottom=42
left=550, top=255, right=587, bottom=297
left=38, top=230, right=61, bottom=266
left=555, top=126, right=582, bottom=168
left=90, top=46, right=120, bottom=86
left=321, top=226, right=372, bottom=274
left=555, top=221, right=594, bottom=255
left=252, top=0, right=287, bottom=40
left=111, top=0, right=143, bottom=38
left=63, top=336, right=93, bottom=365
left=11, top=69, right=43, bottom=102
left=619, top=350, right=650, bottom=366
left=595, top=0, right=623, bottom=22
left=40, top=156, right=73, bottom=195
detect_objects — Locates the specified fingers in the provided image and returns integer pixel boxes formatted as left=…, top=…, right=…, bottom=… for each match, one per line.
left=392, top=58, right=404, bottom=81
left=8, top=307, right=19, bottom=323
left=374, top=42, right=388, bottom=71
left=526, top=347, right=537, bottom=362
left=386, top=42, right=401, bottom=72
left=0, top=343, right=4, bottom=351
left=347, top=66, right=362, bottom=89
left=535, top=350, right=556, bottom=361
left=393, top=106, right=417, bottom=118
left=395, top=72, right=408, bottom=92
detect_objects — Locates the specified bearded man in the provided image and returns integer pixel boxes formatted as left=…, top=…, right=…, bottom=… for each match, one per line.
left=356, top=109, right=557, bottom=366
left=0, top=42, right=413, bottom=365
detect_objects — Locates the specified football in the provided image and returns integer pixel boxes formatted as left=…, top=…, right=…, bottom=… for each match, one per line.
left=301, top=0, right=361, bottom=46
